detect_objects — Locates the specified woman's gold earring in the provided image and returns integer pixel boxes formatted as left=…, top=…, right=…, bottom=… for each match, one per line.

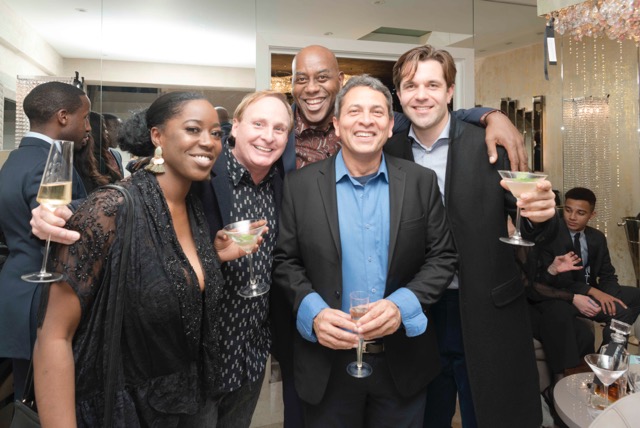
left=145, top=146, right=165, bottom=174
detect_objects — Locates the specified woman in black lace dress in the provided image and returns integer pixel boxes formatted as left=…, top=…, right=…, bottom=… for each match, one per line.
left=33, top=92, right=246, bottom=427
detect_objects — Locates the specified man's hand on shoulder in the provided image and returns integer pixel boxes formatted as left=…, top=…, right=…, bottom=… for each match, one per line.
left=31, top=205, right=79, bottom=245
left=484, top=110, right=528, bottom=171
left=356, top=299, right=402, bottom=340
left=313, top=308, right=358, bottom=350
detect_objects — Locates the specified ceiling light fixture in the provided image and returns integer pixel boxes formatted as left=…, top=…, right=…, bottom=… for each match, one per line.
left=546, top=0, right=640, bottom=42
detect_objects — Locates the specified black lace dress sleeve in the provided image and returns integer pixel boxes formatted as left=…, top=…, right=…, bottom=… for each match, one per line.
left=48, top=187, right=122, bottom=319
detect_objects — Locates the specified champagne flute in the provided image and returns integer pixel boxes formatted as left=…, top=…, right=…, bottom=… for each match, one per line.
left=22, top=140, right=74, bottom=283
left=346, top=291, right=372, bottom=378
left=222, top=218, right=268, bottom=298
left=498, top=170, right=548, bottom=247
left=584, top=353, right=629, bottom=409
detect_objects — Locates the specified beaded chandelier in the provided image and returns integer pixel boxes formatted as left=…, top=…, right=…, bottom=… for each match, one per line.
left=547, top=0, right=640, bottom=42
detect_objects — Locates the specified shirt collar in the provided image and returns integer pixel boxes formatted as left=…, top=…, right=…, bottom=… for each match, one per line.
left=408, top=115, right=451, bottom=151
left=335, top=150, right=389, bottom=185
left=294, top=106, right=334, bottom=136
left=24, top=131, right=54, bottom=145
left=225, top=142, right=276, bottom=187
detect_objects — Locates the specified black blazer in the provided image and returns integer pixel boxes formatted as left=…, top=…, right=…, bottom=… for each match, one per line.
left=541, top=218, right=621, bottom=295
left=384, top=117, right=554, bottom=428
left=272, top=153, right=457, bottom=405
left=0, top=137, right=86, bottom=359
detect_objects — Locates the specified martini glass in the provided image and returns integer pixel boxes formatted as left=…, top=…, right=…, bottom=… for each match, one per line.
left=223, top=218, right=268, bottom=298
left=498, top=170, right=548, bottom=247
left=346, top=291, right=372, bottom=378
left=22, top=140, right=74, bottom=283
left=584, top=353, right=628, bottom=409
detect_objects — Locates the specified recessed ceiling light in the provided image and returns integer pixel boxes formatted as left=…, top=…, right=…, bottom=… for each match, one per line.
left=324, top=32, right=333, bottom=36
left=75, top=8, right=87, bottom=13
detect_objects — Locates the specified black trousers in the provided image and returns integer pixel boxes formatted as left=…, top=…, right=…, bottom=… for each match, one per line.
left=592, top=285, right=640, bottom=345
left=303, top=351, right=427, bottom=428
left=529, top=300, right=595, bottom=374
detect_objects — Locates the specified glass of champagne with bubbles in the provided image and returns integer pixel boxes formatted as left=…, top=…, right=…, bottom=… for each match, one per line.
left=498, top=170, right=548, bottom=247
left=22, top=140, right=74, bottom=283
left=347, top=291, right=372, bottom=378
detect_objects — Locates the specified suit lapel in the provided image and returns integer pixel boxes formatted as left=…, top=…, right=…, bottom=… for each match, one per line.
left=386, top=157, right=405, bottom=270
left=443, top=116, right=460, bottom=207
left=211, top=147, right=231, bottom=226
left=317, top=157, right=341, bottom=258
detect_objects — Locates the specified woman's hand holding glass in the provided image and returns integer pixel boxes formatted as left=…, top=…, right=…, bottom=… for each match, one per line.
left=214, top=220, right=267, bottom=263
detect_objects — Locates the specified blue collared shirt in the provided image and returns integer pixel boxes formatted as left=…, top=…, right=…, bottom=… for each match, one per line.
left=409, top=116, right=459, bottom=290
left=296, top=151, right=428, bottom=342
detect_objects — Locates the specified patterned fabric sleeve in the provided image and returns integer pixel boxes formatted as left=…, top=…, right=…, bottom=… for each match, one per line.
left=48, top=188, right=122, bottom=319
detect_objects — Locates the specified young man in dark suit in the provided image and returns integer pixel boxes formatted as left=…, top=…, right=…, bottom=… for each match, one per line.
left=0, top=81, right=90, bottom=401
left=383, top=45, right=558, bottom=428
left=273, top=75, right=458, bottom=427
left=541, top=187, right=640, bottom=344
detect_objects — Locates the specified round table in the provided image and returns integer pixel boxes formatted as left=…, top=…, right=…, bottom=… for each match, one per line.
left=553, top=372, right=603, bottom=428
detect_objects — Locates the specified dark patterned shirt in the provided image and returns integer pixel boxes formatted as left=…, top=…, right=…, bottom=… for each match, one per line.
left=294, top=107, right=341, bottom=169
left=217, top=143, right=277, bottom=392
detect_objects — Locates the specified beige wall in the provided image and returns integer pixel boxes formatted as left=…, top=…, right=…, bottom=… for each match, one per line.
left=475, top=40, right=640, bottom=286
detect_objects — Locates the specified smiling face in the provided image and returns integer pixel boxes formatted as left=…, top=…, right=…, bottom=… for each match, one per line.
left=563, top=198, right=596, bottom=233
left=231, top=95, right=291, bottom=183
left=151, top=99, right=221, bottom=183
left=292, top=46, right=344, bottom=128
left=333, top=85, right=394, bottom=170
left=397, top=59, right=454, bottom=144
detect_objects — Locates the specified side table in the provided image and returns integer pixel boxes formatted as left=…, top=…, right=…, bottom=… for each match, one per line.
left=553, top=372, right=602, bottom=428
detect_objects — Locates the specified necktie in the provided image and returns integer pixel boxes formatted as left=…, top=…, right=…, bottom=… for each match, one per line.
left=573, top=232, right=587, bottom=282
left=573, top=232, right=582, bottom=264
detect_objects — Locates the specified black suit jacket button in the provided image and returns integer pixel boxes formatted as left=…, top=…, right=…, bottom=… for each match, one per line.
left=334, top=291, right=341, bottom=299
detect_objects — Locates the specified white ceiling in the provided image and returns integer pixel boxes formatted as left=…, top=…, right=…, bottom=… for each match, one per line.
left=4, top=0, right=546, bottom=69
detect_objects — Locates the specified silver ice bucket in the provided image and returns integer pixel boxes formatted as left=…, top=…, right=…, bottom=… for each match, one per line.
left=618, top=217, right=640, bottom=287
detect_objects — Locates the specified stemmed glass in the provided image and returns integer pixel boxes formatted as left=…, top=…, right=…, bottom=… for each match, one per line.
left=346, top=291, right=372, bottom=378
left=22, top=140, right=74, bottom=283
left=498, top=170, right=548, bottom=247
left=222, top=218, right=267, bottom=298
left=584, top=353, right=629, bottom=409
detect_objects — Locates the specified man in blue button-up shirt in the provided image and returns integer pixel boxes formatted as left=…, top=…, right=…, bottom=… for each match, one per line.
left=272, top=75, right=457, bottom=427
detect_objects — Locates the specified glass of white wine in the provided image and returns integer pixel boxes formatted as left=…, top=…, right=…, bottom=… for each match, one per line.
left=22, top=140, right=74, bottom=283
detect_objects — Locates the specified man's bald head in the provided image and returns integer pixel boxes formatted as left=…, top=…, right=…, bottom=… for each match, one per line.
left=215, top=106, right=230, bottom=123
left=291, top=45, right=344, bottom=128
